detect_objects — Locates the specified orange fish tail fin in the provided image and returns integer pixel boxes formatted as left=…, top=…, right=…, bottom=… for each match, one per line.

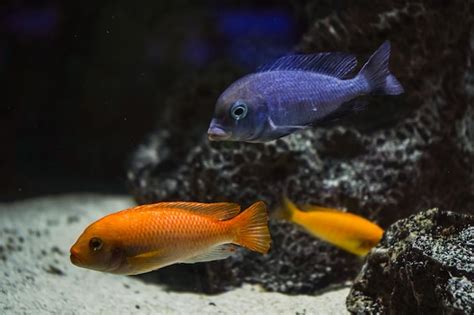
left=233, top=201, right=271, bottom=254
left=273, top=197, right=298, bottom=221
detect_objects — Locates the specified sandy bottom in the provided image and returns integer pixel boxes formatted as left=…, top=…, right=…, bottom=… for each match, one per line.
left=0, top=194, right=349, bottom=314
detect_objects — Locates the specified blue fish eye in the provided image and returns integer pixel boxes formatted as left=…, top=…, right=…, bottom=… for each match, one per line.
left=230, top=101, right=248, bottom=120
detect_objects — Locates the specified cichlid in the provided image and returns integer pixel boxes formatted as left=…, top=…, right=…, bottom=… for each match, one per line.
left=70, top=201, right=271, bottom=275
left=275, top=198, right=383, bottom=256
left=208, top=41, right=403, bottom=143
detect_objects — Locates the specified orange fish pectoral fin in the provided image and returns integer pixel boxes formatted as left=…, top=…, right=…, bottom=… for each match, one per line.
left=183, top=244, right=237, bottom=264
left=233, top=201, right=271, bottom=254
left=127, top=250, right=161, bottom=266
left=136, top=202, right=241, bottom=220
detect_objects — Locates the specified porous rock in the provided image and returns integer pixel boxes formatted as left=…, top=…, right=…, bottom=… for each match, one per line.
left=346, top=208, right=474, bottom=314
left=127, top=0, right=474, bottom=293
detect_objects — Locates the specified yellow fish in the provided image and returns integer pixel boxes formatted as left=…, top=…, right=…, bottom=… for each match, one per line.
left=70, top=201, right=271, bottom=275
left=275, top=198, right=383, bottom=256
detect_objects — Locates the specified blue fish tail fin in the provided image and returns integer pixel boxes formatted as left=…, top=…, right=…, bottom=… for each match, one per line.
left=358, top=41, right=404, bottom=95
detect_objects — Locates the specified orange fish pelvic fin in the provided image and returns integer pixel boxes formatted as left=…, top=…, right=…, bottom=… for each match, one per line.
left=183, top=244, right=238, bottom=264
left=232, top=201, right=271, bottom=254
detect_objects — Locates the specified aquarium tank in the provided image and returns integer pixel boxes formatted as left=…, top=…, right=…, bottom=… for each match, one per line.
left=1, top=1, right=473, bottom=314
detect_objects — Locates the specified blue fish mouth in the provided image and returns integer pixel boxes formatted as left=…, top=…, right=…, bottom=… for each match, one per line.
left=207, top=125, right=232, bottom=141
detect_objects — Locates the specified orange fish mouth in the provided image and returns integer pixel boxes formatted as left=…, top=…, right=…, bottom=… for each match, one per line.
left=70, top=253, right=82, bottom=266
left=70, top=247, right=83, bottom=266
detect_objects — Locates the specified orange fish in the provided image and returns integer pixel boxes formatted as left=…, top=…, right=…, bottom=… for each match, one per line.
left=70, top=201, right=271, bottom=275
left=275, top=198, right=383, bottom=256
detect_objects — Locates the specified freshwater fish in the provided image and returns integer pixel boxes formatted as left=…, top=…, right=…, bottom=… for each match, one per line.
left=208, top=41, right=403, bottom=142
left=70, top=201, right=271, bottom=275
left=275, top=198, right=383, bottom=256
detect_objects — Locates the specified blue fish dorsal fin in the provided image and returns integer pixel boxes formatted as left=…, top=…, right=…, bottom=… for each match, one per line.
left=257, top=52, right=357, bottom=78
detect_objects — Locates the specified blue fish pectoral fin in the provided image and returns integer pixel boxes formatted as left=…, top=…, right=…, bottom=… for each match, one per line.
left=257, top=52, right=357, bottom=79
left=267, top=117, right=310, bottom=134
left=183, top=244, right=237, bottom=264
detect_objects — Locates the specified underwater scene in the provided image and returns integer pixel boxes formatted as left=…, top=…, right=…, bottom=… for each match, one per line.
left=1, top=1, right=473, bottom=314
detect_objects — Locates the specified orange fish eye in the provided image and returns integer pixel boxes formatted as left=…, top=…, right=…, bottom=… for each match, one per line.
left=89, top=237, right=103, bottom=252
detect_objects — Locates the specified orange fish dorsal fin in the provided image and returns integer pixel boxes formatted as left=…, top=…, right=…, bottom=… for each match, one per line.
left=132, top=202, right=241, bottom=220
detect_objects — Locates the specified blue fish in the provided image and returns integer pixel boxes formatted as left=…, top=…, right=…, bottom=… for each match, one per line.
left=207, top=41, right=404, bottom=143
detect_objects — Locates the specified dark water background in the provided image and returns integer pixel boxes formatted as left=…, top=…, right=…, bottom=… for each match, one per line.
left=2, top=1, right=306, bottom=201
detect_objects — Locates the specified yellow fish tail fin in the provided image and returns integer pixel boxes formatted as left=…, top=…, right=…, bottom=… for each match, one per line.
left=273, top=197, right=298, bottom=221
left=233, top=201, right=271, bottom=254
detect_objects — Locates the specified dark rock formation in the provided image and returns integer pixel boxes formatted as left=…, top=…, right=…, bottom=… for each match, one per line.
left=127, top=0, right=474, bottom=293
left=347, top=208, right=474, bottom=314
